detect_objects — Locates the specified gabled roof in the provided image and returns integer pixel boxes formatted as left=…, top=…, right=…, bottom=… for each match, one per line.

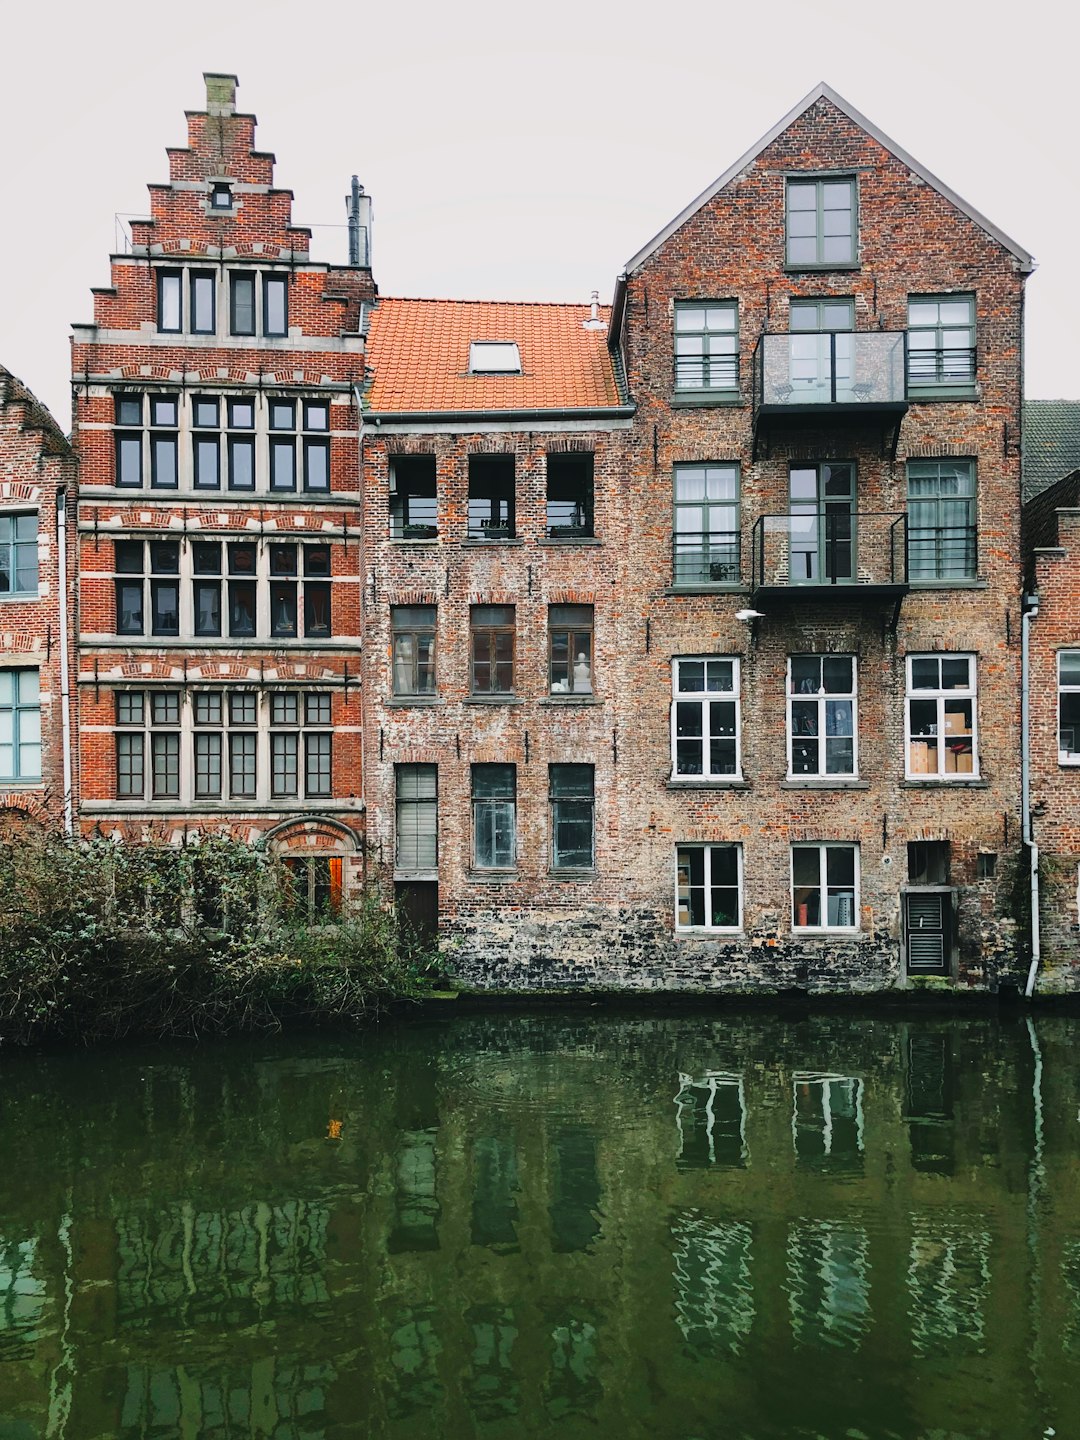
left=1024, top=400, right=1080, bottom=501
left=623, top=82, right=1035, bottom=277
left=364, top=298, right=625, bottom=417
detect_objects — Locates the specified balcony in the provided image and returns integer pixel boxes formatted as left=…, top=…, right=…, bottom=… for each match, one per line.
left=752, top=331, right=908, bottom=457
left=750, top=511, right=908, bottom=602
left=672, top=533, right=741, bottom=588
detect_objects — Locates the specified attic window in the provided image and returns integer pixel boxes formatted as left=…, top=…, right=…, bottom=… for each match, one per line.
left=210, top=183, right=233, bottom=211
left=469, top=342, right=521, bottom=375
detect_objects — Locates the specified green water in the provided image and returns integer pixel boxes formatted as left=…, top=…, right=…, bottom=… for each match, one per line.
left=1, top=1006, right=1076, bottom=1439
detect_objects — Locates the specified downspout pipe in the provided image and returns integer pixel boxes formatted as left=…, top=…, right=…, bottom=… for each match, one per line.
left=56, top=488, right=74, bottom=837
left=1022, top=592, right=1041, bottom=997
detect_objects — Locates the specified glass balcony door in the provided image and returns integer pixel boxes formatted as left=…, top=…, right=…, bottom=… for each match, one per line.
left=789, top=299, right=855, bottom=404
left=790, top=464, right=855, bottom=584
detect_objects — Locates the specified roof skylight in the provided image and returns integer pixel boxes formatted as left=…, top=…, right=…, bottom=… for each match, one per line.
left=469, top=341, right=521, bottom=375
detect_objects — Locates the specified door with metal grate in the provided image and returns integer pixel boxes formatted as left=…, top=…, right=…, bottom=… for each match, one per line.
left=905, top=891, right=951, bottom=975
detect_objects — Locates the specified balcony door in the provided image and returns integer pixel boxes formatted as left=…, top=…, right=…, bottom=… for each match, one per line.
left=789, top=299, right=855, bottom=404
left=790, top=463, right=855, bottom=584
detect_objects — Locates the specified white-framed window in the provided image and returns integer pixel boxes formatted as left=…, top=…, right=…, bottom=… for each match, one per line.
left=791, top=843, right=858, bottom=931
left=1058, top=651, right=1080, bottom=763
left=0, top=669, right=41, bottom=782
left=787, top=655, right=856, bottom=778
left=906, top=655, right=977, bottom=779
left=676, top=844, right=742, bottom=931
left=671, top=657, right=740, bottom=779
left=0, top=514, right=38, bottom=598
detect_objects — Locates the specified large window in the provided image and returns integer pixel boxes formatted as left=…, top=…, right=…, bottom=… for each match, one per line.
left=283, top=857, right=343, bottom=922
left=789, top=462, right=855, bottom=584
left=392, top=606, right=437, bottom=697
left=396, top=764, right=438, bottom=872
left=673, top=463, right=740, bottom=586
left=907, top=460, right=976, bottom=582
left=472, top=764, right=516, bottom=870
left=791, top=843, right=858, bottom=931
left=788, top=656, right=856, bottom=778
left=906, top=655, right=977, bottom=779
left=390, top=456, right=438, bottom=539
left=676, top=844, right=741, bottom=931
left=114, top=689, right=181, bottom=800
left=268, top=400, right=330, bottom=493
left=270, top=692, right=332, bottom=799
left=907, top=295, right=976, bottom=394
left=0, top=514, right=37, bottom=597
left=0, top=669, right=41, bottom=782
left=157, top=266, right=289, bottom=338
left=1059, top=652, right=1080, bottom=764
left=468, top=457, right=515, bottom=539
left=674, top=302, right=739, bottom=393
left=546, top=454, right=594, bottom=538
left=114, top=539, right=180, bottom=637
left=671, top=657, right=739, bottom=779
left=785, top=176, right=857, bottom=267
left=549, top=764, right=594, bottom=871
left=470, top=605, right=515, bottom=696
left=548, top=605, right=593, bottom=695
left=191, top=690, right=259, bottom=799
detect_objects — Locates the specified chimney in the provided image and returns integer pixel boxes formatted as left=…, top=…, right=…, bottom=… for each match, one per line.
left=583, top=289, right=605, bottom=330
left=204, top=73, right=238, bottom=116
left=346, top=176, right=373, bottom=268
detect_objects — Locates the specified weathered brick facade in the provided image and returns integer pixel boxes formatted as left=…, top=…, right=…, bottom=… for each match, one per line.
left=0, top=368, right=77, bottom=833
left=71, top=75, right=372, bottom=902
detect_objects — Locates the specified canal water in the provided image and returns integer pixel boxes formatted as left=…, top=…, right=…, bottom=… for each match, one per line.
left=1, top=1006, right=1076, bottom=1439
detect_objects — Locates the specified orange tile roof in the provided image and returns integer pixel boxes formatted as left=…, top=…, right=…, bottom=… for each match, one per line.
left=365, top=298, right=621, bottom=414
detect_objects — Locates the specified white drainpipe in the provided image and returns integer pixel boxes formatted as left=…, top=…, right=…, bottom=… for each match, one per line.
left=1022, top=593, right=1041, bottom=997
left=56, top=488, right=74, bottom=837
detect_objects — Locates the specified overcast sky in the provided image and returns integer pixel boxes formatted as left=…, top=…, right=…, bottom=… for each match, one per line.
left=3, top=0, right=1075, bottom=426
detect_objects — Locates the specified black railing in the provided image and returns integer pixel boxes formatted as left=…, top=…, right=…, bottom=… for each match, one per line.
left=672, top=533, right=741, bottom=586
left=750, top=511, right=908, bottom=592
left=907, top=347, right=977, bottom=388
left=754, top=331, right=907, bottom=412
left=675, top=354, right=740, bottom=393
left=907, top=525, right=977, bottom=581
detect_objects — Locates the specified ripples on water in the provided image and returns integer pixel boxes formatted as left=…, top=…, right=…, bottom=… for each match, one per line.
left=0, top=1007, right=1075, bottom=1439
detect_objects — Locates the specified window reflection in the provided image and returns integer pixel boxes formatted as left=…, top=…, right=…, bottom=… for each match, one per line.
left=466, top=1305, right=520, bottom=1420
left=904, top=1030, right=956, bottom=1175
left=471, top=1135, right=520, bottom=1251
left=671, top=1211, right=754, bottom=1355
left=389, top=1130, right=440, bottom=1253
left=786, top=1220, right=871, bottom=1349
left=550, top=1127, right=601, bottom=1253
left=388, top=1305, right=444, bottom=1419
left=119, top=1357, right=335, bottom=1438
left=545, top=1313, right=602, bottom=1421
left=0, top=1234, right=47, bottom=1352
left=908, top=1215, right=990, bottom=1355
left=792, top=1073, right=864, bottom=1171
left=675, top=1071, right=747, bottom=1169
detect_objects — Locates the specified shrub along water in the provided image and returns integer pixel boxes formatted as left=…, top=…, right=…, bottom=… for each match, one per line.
left=0, top=831, right=434, bottom=1044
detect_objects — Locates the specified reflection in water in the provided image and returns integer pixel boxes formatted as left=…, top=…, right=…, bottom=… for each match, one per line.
left=1, top=1010, right=1079, bottom=1438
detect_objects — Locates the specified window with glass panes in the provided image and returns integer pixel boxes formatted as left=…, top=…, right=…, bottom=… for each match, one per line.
left=473, top=764, right=516, bottom=869
left=269, top=691, right=332, bottom=799
left=0, top=514, right=37, bottom=596
left=549, top=605, right=593, bottom=694
left=791, top=843, right=858, bottom=929
left=227, top=543, right=257, bottom=637
left=396, top=764, right=438, bottom=871
left=788, top=656, right=857, bottom=777
left=1059, top=652, right=1080, bottom=763
left=906, top=655, right=977, bottom=778
left=392, top=605, right=437, bottom=696
left=192, top=542, right=222, bottom=637
left=268, top=398, right=330, bottom=493
left=676, top=844, right=741, bottom=930
left=785, top=177, right=857, bottom=267
left=283, top=856, right=343, bottom=921
left=0, top=669, right=40, bottom=781
left=673, top=463, right=740, bottom=585
left=470, top=605, right=515, bottom=694
left=546, top=453, right=594, bottom=537
left=113, top=392, right=179, bottom=490
left=907, top=295, right=976, bottom=391
left=113, top=539, right=180, bottom=637
left=674, top=302, right=739, bottom=392
left=671, top=657, right=739, bottom=778
left=549, top=764, right=594, bottom=870
left=907, top=460, right=976, bottom=581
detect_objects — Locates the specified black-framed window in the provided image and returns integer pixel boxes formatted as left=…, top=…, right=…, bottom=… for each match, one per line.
left=548, top=604, right=593, bottom=695
left=546, top=454, right=594, bottom=537
left=468, top=456, right=515, bottom=539
left=676, top=844, right=741, bottom=930
left=907, top=460, right=976, bottom=581
left=786, top=176, right=857, bottom=267
left=157, top=271, right=182, bottom=332
left=549, top=764, right=594, bottom=870
left=190, top=271, right=215, bottom=334
left=114, top=393, right=143, bottom=487
left=193, top=541, right=222, bottom=637
left=674, top=302, right=739, bottom=392
left=149, top=395, right=179, bottom=490
left=0, top=514, right=38, bottom=597
left=230, top=273, right=256, bottom=336
left=228, top=543, right=257, bottom=637
left=390, top=456, right=438, bottom=538
left=209, top=182, right=232, bottom=211
left=396, top=763, right=438, bottom=872
left=392, top=605, right=437, bottom=697
left=907, top=295, right=976, bottom=393
left=470, top=605, right=514, bottom=694
left=787, top=655, right=857, bottom=777
left=264, top=274, right=288, bottom=336
left=473, top=764, right=516, bottom=869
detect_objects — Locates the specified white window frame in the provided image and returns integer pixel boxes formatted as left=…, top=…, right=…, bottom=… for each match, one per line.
left=469, top=341, right=521, bottom=374
left=1058, top=651, right=1080, bottom=764
left=790, top=843, right=859, bottom=932
left=786, top=655, right=857, bottom=779
left=675, top=843, right=743, bottom=932
left=905, top=654, right=978, bottom=780
left=671, top=657, right=741, bottom=780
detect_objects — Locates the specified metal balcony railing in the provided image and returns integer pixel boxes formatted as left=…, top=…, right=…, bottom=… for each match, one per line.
left=753, top=332, right=908, bottom=413
left=907, top=347, right=977, bottom=388
left=907, top=525, right=978, bottom=582
left=750, top=511, right=908, bottom=596
left=674, top=354, right=740, bottom=393
left=672, top=533, right=741, bottom=587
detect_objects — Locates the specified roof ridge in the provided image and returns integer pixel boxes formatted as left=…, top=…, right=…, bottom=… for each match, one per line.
left=374, top=295, right=611, bottom=311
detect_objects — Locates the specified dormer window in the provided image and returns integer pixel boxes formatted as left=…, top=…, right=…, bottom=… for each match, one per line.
left=210, top=183, right=233, bottom=210
left=469, top=341, right=521, bottom=375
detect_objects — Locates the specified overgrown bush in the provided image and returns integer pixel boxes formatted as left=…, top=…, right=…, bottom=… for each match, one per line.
left=0, top=831, right=436, bottom=1045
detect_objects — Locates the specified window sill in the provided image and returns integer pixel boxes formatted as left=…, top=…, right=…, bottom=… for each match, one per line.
left=464, top=694, right=524, bottom=706
left=670, top=392, right=745, bottom=409
left=780, top=778, right=869, bottom=790
left=667, top=778, right=749, bottom=790
left=547, top=868, right=597, bottom=881
left=784, top=263, right=860, bottom=273
left=462, top=537, right=524, bottom=547
left=387, top=695, right=443, bottom=707
left=0, top=781, right=44, bottom=790
left=390, top=537, right=440, bottom=546
left=675, top=928, right=744, bottom=939
left=908, top=389, right=979, bottom=403
left=665, top=584, right=747, bottom=596
left=900, top=777, right=988, bottom=788
left=539, top=695, right=602, bottom=707
left=539, top=537, right=602, bottom=547
left=0, top=593, right=40, bottom=603
left=790, top=928, right=863, bottom=939
left=394, top=869, right=438, bottom=882
left=907, top=579, right=987, bottom=590
left=467, top=869, right=519, bottom=882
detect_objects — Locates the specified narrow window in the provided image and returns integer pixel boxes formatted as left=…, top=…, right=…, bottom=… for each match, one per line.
left=390, top=456, right=438, bottom=538
left=228, top=543, right=258, bottom=638
left=263, top=274, right=288, bottom=336
left=193, top=692, right=223, bottom=799
left=546, top=454, right=594, bottom=537
left=115, top=692, right=145, bottom=797
left=270, top=692, right=299, bottom=797
left=676, top=844, right=741, bottom=930
left=785, top=177, right=857, bottom=267
left=269, top=400, right=296, bottom=492
left=0, top=514, right=38, bottom=597
left=115, top=540, right=144, bottom=636
left=470, top=605, right=515, bottom=695
left=148, top=541, right=180, bottom=637
left=788, top=462, right=855, bottom=584
left=304, top=437, right=330, bottom=492
left=674, top=302, right=739, bottom=392
left=0, top=670, right=41, bottom=782
left=907, top=460, right=976, bottom=582
left=906, top=655, right=977, bottom=779
left=228, top=690, right=258, bottom=799
left=673, top=463, right=739, bottom=585
left=396, top=764, right=438, bottom=871
left=549, top=764, right=594, bottom=870
left=304, top=732, right=332, bottom=798
left=157, top=271, right=182, bottom=332
left=788, top=655, right=857, bottom=777
left=473, top=764, right=516, bottom=869
left=672, top=657, right=739, bottom=779
left=392, top=605, right=437, bottom=697
left=548, top=604, right=594, bottom=695
left=192, top=395, right=221, bottom=490
left=907, top=295, right=976, bottom=392
left=230, top=273, right=256, bottom=336
left=148, top=394, right=179, bottom=490
left=190, top=271, right=216, bottom=334
left=269, top=543, right=298, bottom=639
left=192, top=541, right=222, bottom=637
left=1059, top=652, right=1080, bottom=763
left=791, top=843, right=859, bottom=929
left=468, top=456, right=515, bottom=539
left=149, top=691, right=181, bottom=800
left=114, top=394, right=144, bottom=488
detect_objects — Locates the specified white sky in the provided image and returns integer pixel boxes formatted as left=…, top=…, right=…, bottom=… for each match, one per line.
left=3, top=0, right=1075, bottom=427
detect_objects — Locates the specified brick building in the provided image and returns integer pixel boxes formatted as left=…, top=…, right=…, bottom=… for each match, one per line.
left=71, top=74, right=373, bottom=912
left=0, top=367, right=77, bottom=834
